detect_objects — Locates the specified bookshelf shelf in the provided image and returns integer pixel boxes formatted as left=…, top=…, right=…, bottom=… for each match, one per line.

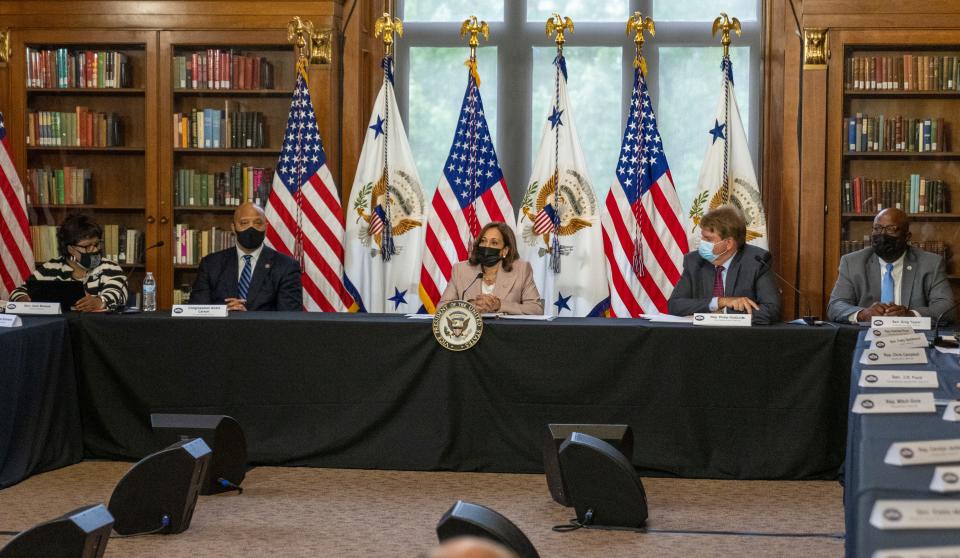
left=29, top=204, right=145, bottom=211
left=173, top=264, right=200, bottom=269
left=27, top=87, right=146, bottom=95
left=173, top=148, right=277, bottom=154
left=842, top=213, right=960, bottom=221
left=843, top=151, right=960, bottom=159
left=26, top=146, right=145, bottom=153
left=174, top=206, right=238, bottom=212
left=173, top=88, right=287, bottom=97
left=844, top=90, right=960, bottom=98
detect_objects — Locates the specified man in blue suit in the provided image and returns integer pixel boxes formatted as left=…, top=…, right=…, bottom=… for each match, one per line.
left=190, top=202, right=302, bottom=311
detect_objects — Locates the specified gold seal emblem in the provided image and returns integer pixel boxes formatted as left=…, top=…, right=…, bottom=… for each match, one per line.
left=433, top=300, right=483, bottom=351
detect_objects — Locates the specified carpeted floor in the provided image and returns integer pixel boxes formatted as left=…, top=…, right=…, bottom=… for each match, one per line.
left=0, top=462, right=845, bottom=557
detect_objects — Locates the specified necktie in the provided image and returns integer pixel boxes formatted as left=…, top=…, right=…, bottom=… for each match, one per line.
left=238, top=255, right=253, bottom=300
left=713, top=265, right=725, bottom=298
left=880, top=262, right=894, bottom=304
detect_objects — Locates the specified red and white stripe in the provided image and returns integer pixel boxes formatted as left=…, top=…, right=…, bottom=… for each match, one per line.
left=601, top=169, right=688, bottom=317
left=265, top=163, right=352, bottom=312
left=418, top=176, right=514, bottom=313
left=0, top=125, right=34, bottom=299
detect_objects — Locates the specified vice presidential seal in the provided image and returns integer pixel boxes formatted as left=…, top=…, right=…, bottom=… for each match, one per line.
left=433, top=300, right=483, bottom=351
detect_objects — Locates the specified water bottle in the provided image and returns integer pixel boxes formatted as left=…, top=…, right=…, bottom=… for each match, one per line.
left=142, top=272, right=157, bottom=312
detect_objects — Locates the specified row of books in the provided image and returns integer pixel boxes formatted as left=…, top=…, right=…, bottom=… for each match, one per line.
left=841, top=239, right=948, bottom=259
left=26, top=167, right=93, bottom=205
left=845, top=54, right=960, bottom=92
left=26, top=109, right=124, bottom=147
left=172, top=287, right=193, bottom=305
left=173, top=107, right=265, bottom=148
left=172, top=50, right=275, bottom=90
left=29, top=224, right=144, bottom=264
left=842, top=176, right=951, bottom=214
left=26, top=48, right=132, bottom=89
left=173, top=225, right=236, bottom=265
left=174, top=164, right=273, bottom=208
left=845, top=114, right=947, bottom=153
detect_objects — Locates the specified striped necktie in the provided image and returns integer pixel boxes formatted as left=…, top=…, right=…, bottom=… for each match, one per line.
left=713, top=265, right=725, bottom=298
left=238, top=255, right=253, bottom=300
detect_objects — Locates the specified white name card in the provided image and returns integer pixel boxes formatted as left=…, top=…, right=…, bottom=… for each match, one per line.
left=860, top=348, right=929, bottom=365
left=871, top=334, right=930, bottom=350
left=871, top=316, right=932, bottom=330
left=852, top=392, right=936, bottom=414
left=692, top=313, right=751, bottom=327
left=870, top=499, right=960, bottom=530
left=943, top=402, right=960, bottom=422
left=873, top=546, right=960, bottom=558
left=931, top=467, right=960, bottom=493
left=0, top=314, right=23, bottom=327
left=3, top=301, right=61, bottom=315
left=859, top=370, right=939, bottom=389
left=867, top=327, right=917, bottom=341
left=885, top=439, right=960, bottom=466
left=171, top=304, right=228, bottom=318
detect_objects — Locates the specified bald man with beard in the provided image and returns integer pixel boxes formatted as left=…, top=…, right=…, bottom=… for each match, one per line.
left=190, top=202, right=302, bottom=311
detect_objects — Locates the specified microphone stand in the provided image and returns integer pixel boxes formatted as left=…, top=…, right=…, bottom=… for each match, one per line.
left=930, top=300, right=960, bottom=348
left=754, top=254, right=820, bottom=326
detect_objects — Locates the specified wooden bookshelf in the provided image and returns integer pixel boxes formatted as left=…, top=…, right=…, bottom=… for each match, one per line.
left=828, top=36, right=960, bottom=305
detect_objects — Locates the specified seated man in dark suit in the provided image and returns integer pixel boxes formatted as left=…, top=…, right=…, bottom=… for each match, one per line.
left=827, top=207, right=954, bottom=323
left=190, top=202, right=302, bottom=311
left=668, top=205, right=781, bottom=324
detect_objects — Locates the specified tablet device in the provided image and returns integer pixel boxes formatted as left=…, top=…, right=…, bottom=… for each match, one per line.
left=26, top=279, right=88, bottom=312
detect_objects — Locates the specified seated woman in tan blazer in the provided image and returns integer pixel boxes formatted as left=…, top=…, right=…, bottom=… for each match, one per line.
left=439, top=221, right=544, bottom=315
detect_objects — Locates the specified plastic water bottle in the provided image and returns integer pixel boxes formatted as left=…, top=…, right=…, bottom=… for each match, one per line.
left=142, top=272, right=157, bottom=312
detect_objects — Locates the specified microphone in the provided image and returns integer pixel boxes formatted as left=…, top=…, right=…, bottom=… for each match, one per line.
left=457, top=272, right=484, bottom=302
left=119, top=240, right=165, bottom=312
left=754, top=253, right=820, bottom=326
left=931, top=300, right=960, bottom=348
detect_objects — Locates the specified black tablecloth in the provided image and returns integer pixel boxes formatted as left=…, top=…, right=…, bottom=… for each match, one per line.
left=0, top=317, right=82, bottom=488
left=69, top=313, right=858, bottom=479
left=844, top=332, right=960, bottom=556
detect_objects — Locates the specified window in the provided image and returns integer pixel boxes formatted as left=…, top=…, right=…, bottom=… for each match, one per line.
left=397, top=0, right=761, bottom=210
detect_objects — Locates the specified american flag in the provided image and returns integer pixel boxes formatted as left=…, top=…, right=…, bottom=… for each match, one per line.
left=418, top=68, right=514, bottom=313
left=265, top=64, right=360, bottom=312
left=601, top=66, right=688, bottom=317
left=0, top=112, right=35, bottom=300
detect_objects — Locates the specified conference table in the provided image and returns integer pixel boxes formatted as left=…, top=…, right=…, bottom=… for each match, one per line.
left=845, top=331, right=960, bottom=556
left=3, top=312, right=860, bottom=488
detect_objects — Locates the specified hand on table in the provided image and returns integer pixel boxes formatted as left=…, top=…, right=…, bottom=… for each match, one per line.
left=224, top=298, right=248, bottom=312
left=718, top=296, right=759, bottom=314
left=74, top=294, right=105, bottom=312
left=856, top=302, right=891, bottom=322
left=469, top=294, right=501, bottom=313
left=881, top=304, right=913, bottom=317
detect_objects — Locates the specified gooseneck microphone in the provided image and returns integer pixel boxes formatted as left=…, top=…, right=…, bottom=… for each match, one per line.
left=931, top=300, right=960, bottom=348
left=457, top=272, right=484, bottom=302
left=754, top=254, right=820, bottom=326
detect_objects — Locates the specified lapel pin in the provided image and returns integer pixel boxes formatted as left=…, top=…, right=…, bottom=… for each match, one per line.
left=907, top=265, right=912, bottom=271
left=265, top=263, right=272, bottom=269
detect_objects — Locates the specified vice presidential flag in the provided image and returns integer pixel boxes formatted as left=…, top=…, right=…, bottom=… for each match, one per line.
left=517, top=54, right=608, bottom=317
left=418, top=63, right=514, bottom=313
left=601, top=65, right=688, bottom=317
left=0, top=112, right=34, bottom=300
left=265, top=63, right=360, bottom=312
left=345, top=56, right=427, bottom=313
left=688, top=55, right=767, bottom=248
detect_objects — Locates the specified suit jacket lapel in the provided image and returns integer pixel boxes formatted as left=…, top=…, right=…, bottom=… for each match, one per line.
left=224, top=250, right=240, bottom=298
left=700, top=261, right=715, bottom=299
left=723, top=251, right=743, bottom=296
left=493, top=265, right=519, bottom=301
left=900, top=248, right=917, bottom=306
left=865, top=252, right=880, bottom=304
left=244, top=247, right=273, bottom=306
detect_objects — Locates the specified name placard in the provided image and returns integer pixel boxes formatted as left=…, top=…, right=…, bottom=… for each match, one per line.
left=931, top=467, right=960, bottom=493
left=866, top=327, right=918, bottom=341
left=873, top=546, right=960, bottom=558
left=0, top=314, right=23, bottom=327
left=871, top=316, right=932, bottom=330
left=4, top=301, right=61, bottom=315
left=859, top=370, right=939, bottom=389
left=943, top=402, right=960, bottom=422
left=692, top=313, right=751, bottom=327
left=859, top=348, right=929, bottom=365
left=885, top=439, right=960, bottom=466
left=870, top=500, right=960, bottom=530
left=870, top=333, right=930, bottom=350
left=852, top=392, right=936, bottom=414
left=171, top=305, right=228, bottom=318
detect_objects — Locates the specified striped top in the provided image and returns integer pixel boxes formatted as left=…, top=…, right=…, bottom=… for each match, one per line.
left=10, top=257, right=128, bottom=310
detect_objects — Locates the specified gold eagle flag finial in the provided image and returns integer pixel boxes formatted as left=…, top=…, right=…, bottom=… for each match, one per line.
left=375, top=12, right=404, bottom=56
left=712, top=12, right=742, bottom=58
left=545, top=13, right=574, bottom=53
left=287, top=16, right=315, bottom=65
left=460, top=16, right=489, bottom=85
left=626, top=12, right=655, bottom=74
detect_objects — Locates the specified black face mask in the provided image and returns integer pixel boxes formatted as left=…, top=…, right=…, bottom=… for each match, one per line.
left=871, top=233, right=907, bottom=262
left=236, top=227, right=265, bottom=250
left=477, top=246, right=503, bottom=268
left=76, top=252, right=102, bottom=270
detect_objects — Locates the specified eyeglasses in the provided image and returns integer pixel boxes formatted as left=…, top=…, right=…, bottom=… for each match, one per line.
left=70, top=242, right=101, bottom=253
left=871, top=224, right=903, bottom=235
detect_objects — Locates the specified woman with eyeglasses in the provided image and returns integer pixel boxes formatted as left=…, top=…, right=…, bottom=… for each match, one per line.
left=9, top=214, right=128, bottom=311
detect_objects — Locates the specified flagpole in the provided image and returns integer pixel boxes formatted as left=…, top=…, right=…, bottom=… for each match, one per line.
left=374, top=10, right=404, bottom=261
left=460, top=16, right=490, bottom=239
left=287, top=16, right=315, bottom=272
left=627, top=12, right=655, bottom=278
left=546, top=13, right=573, bottom=274
left=712, top=13, right=742, bottom=205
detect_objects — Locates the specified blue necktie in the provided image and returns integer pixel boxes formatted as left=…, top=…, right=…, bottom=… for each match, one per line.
left=238, top=255, right=252, bottom=300
left=880, top=262, right=895, bottom=304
